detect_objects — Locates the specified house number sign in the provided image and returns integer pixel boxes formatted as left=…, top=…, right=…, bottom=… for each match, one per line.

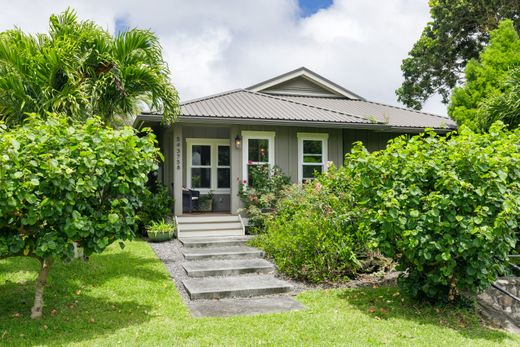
left=175, top=136, right=181, bottom=170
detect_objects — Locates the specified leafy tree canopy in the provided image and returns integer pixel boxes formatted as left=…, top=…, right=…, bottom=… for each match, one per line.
left=0, top=9, right=179, bottom=127
left=449, top=20, right=520, bottom=130
left=0, top=115, right=160, bottom=318
left=396, top=0, right=520, bottom=110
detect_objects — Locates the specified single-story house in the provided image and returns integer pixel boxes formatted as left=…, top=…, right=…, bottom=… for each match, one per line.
left=134, top=67, right=456, bottom=237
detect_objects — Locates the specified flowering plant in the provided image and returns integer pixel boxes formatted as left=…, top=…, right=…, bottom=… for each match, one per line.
left=238, top=165, right=290, bottom=233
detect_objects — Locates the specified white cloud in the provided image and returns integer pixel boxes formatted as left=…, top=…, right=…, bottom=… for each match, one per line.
left=0, top=0, right=446, bottom=115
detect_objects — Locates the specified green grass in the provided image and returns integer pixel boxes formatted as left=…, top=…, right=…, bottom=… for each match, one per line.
left=1, top=240, right=519, bottom=346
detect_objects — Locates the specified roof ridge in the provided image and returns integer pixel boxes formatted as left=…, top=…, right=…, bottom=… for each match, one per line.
left=242, top=90, right=375, bottom=124
left=181, top=89, right=243, bottom=106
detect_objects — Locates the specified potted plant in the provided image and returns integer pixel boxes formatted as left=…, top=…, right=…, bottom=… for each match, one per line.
left=198, top=191, right=214, bottom=212
left=146, top=220, right=175, bottom=242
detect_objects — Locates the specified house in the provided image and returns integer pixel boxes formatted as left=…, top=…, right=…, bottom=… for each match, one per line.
left=134, top=67, right=456, bottom=237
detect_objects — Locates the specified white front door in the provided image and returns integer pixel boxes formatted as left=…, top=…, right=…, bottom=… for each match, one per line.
left=186, top=139, right=231, bottom=193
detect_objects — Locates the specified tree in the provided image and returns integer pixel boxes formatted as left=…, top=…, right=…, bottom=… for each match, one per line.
left=396, top=0, right=520, bottom=110
left=0, top=115, right=160, bottom=318
left=449, top=20, right=520, bottom=130
left=0, top=9, right=179, bottom=127
left=479, top=68, right=520, bottom=130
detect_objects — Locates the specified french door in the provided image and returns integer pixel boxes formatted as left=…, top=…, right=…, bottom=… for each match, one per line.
left=186, top=139, right=230, bottom=193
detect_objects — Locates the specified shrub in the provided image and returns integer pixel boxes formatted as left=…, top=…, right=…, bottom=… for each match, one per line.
left=137, top=182, right=173, bottom=233
left=238, top=165, right=290, bottom=233
left=0, top=115, right=159, bottom=318
left=253, top=166, right=380, bottom=283
left=347, top=122, right=520, bottom=302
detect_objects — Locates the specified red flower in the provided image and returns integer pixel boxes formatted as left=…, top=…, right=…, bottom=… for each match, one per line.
left=247, top=160, right=253, bottom=165
left=243, top=179, right=247, bottom=184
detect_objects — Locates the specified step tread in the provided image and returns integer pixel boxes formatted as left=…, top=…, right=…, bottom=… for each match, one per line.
left=178, top=230, right=245, bottom=238
left=183, top=275, right=292, bottom=295
left=188, top=296, right=304, bottom=317
left=183, top=259, right=274, bottom=272
left=177, top=216, right=241, bottom=223
left=180, top=236, right=254, bottom=247
left=182, top=246, right=261, bottom=257
left=178, top=222, right=243, bottom=231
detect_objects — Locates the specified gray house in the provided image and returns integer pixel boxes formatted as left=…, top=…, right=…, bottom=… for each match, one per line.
left=134, top=67, right=456, bottom=238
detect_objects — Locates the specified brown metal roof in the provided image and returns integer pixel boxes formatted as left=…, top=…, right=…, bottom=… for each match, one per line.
left=279, top=96, right=456, bottom=129
left=175, top=89, right=456, bottom=130
left=180, top=89, right=371, bottom=124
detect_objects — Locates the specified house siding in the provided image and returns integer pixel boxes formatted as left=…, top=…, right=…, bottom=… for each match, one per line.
left=156, top=122, right=410, bottom=215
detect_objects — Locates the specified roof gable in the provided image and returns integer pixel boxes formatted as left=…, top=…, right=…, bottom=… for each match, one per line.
left=247, top=67, right=364, bottom=100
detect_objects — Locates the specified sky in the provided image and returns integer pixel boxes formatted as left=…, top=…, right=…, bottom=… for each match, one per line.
left=0, top=0, right=446, bottom=115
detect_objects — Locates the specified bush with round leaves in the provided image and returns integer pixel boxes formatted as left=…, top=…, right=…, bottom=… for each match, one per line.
left=347, top=122, right=520, bottom=302
left=0, top=114, right=160, bottom=318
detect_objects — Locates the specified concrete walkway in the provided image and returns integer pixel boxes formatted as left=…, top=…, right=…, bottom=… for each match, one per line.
left=179, top=236, right=304, bottom=317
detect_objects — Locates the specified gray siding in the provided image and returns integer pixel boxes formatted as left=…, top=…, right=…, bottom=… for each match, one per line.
left=262, top=76, right=338, bottom=97
left=156, top=122, right=410, bottom=215
left=342, top=129, right=406, bottom=157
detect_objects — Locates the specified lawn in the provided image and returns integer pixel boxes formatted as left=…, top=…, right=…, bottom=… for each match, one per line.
left=0, top=240, right=518, bottom=346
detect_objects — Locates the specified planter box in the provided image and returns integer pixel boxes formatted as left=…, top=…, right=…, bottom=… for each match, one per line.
left=147, top=230, right=174, bottom=242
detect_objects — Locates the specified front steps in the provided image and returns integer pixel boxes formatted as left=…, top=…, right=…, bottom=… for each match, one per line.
left=183, top=258, right=274, bottom=277
left=183, top=275, right=293, bottom=300
left=179, top=235, right=303, bottom=316
left=182, top=246, right=263, bottom=260
left=176, top=215, right=245, bottom=238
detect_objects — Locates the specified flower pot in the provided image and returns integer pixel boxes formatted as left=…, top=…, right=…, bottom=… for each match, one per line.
left=147, top=230, right=174, bottom=242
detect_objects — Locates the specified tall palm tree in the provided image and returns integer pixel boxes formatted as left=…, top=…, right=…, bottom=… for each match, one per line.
left=0, top=9, right=179, bottom=127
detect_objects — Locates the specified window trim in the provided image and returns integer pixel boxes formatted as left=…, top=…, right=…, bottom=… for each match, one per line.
left=186, top=138, right=231, bottom=194
left=241, top=131, right=275, bottom=186
left=297, top=132, right=329, bottom=184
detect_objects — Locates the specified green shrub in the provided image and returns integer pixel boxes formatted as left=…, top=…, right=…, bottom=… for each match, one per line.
left=253, top=166, right=380, bottom=283
left=0, top=114, right=159, bottom=317
left=238, top=165, right=290, bottom=233
left=347, top=122, right=520, bottom=302
left=137, top=182, right=173, bottom=233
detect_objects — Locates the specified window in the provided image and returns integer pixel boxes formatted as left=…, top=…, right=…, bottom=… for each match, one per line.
left=186, top=139, right=230, bottom=192
left=297, top=133, right=328, bottom=183
left=242, top=131, right=275, bottom=186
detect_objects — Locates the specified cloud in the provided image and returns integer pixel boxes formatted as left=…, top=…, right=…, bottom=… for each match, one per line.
left=0, top=0, right=446, bottom=115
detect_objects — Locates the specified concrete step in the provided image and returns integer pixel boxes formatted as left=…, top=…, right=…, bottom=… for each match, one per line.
left=177, top=215, right=240, bottom=224
left=178, top=222, right=243, bottom=231
left=180, top=236, right=254, bottom=248
left=182, top=246, right=263, bottom=260
left=188, top=296, right=304, bottom=317
left=178, top=229, right=244, bottom=238
left=183, top=259, right=274, bottom=277
left=183, top=275, right=293, bottom=300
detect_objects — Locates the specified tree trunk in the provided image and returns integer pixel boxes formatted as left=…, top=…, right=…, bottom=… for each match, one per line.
left=31, top=257, right=53, bottom=319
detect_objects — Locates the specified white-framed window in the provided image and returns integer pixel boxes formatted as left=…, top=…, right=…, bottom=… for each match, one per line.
left=241, top=131, right=275, bottom=186
left=297, top=132, right=329, bottom=183
left=186, top=139, right=230, bottom=193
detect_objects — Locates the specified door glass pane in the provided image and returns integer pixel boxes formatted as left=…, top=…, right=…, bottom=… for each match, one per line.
left=218, top=146, right=230, bottom=166
left=303, top=165, right=322, bottom=179
left=217, top=168, right=230, bottom=188
left=192, top=145, right=211, bottom=166
left=248, top=139, right=269, bottom=163
left=191, top=168, right=211, bottom=188
left=303, top=140, right=322, bottom=155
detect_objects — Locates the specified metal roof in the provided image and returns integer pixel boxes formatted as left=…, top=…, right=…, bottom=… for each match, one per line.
left=180, top=89, right=371, bottom=125
left=173, top=89, right=456, bottom=131
left=279, top=96, right=457, bottom=129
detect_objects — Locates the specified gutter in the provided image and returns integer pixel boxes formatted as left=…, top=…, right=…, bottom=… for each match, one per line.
left=134, top=114, right=456, bottom=134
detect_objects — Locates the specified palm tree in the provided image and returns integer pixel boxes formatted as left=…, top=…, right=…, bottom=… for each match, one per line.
left=0, top=9, right=179, bottom=127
